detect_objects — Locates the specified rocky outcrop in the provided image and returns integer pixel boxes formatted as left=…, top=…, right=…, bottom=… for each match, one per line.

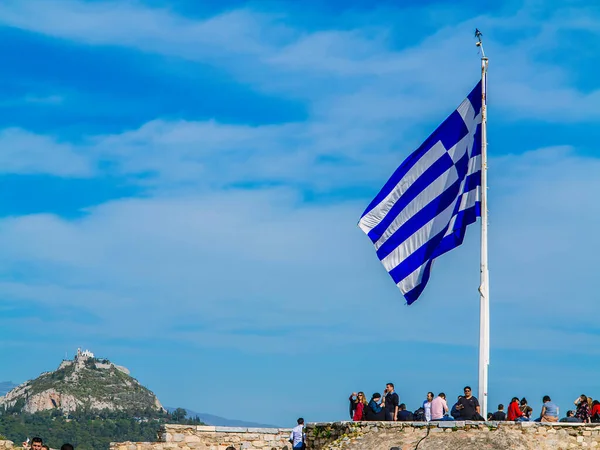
left=0, top=352, right=164, bottom=414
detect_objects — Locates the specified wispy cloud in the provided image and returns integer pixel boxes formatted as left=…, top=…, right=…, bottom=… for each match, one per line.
left=23, top=94, right=63, bottom=105
left=0, top=128, right=92, bottom=176
left=1, top=0, right=600, bottom=124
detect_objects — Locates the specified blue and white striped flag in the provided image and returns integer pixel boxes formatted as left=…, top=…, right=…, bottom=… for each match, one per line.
left=359, top=82, right=483, bottom=305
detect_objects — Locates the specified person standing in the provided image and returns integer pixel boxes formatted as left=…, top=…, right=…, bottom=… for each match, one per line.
left=384, top=383, right=399, bottom=421
left=423, top=392, right=434, bottom=422
left=289, top=418, right=306, bottom=450
left=431, top=393, right=450, bottom=421
left=457, top=386, right=482, bottom=420
left=348, top=392, right=368, bottom=421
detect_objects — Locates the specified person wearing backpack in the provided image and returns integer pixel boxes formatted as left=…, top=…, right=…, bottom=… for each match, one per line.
left=289, top=418, right=306, bottom=450
left=413, top=406, right=426, bottom=421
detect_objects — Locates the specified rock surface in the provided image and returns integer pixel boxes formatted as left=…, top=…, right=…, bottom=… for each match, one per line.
left=307, top=421, right=600, bottom=450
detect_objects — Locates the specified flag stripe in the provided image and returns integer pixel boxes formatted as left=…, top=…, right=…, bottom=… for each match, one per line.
left=358, top=142, right=448, bottom=234
left=358, top=81, right=483, bottom=304
left=360, top=109, right=469, bottom=221
left=374, top=164, right=459, bottom=250
left=378, top=177, right=461, bottom=262
left=368, top=152, right=455, bottom=243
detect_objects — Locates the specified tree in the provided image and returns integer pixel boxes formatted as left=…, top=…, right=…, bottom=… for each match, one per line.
left=171, top=408, right=187, bottom=422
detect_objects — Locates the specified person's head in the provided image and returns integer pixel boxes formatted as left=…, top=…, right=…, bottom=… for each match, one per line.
left=357, top=391, right=367, bottom=405
left=61, top=444, right=74, bottom=450
left=463, top=386, right=472, bottom=398
left=399, top=403, right=406, bottom=411
left=372, top=393, right=381, bottom=402
left=593, top=400, right=600, bottom=407
left=567, top=410, right=575, bottom=417
left=511, top=397, right=519, bottom=403
left=497, top=404, right=504, bottom=411
left=31, top=438, right=43, bottom=450
left=297, top=418, right=304, bottom=425
left=438, top=393, right=446, bottom=400
left=427, top=392, right=434, bottom=402
left=457, top=395, right=463, bottom=401
left=520, top=398, right=528, bottom=406
left=543, top=396, right=551, bottom=403
left=386, top=383, right=394, bottom=392
left=580, top=394, right=588, bottom=403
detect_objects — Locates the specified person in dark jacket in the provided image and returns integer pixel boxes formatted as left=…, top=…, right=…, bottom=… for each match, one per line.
left=397, top=403, right=414, bottom=421
left=451, top=396, right=463, bottom=419
left=364, top=393, right=386, bottom=421
left=491, top=404, right=506, bottom=421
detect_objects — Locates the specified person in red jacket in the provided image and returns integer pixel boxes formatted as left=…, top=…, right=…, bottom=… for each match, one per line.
left=507, top=397, right=525, bottom=421
left=349, top=392, right=368, bottom=421
left=591, top=400, right=600, bottom=422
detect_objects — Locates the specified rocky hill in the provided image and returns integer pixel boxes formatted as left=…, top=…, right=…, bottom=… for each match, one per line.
left=0, top=349, right=164, bottom=414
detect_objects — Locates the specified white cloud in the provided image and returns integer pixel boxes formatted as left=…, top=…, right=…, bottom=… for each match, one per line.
left=0, top=128, right=93, bottom=176
left=2, top=0, right=600, bottom=124
left=0, top=146, right=597, bottom=354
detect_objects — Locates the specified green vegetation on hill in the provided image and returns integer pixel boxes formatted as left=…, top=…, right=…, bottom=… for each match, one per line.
left=18, top=358, right=160, bottom=412
left=0, top=408, right=203, bottom=450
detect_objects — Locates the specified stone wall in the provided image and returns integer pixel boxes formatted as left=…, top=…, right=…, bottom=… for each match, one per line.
left=306, top=421, right=600, bottom=450
left=111, top=424, right=292, bottom=450
left=0, top=441, right=14, bottom=450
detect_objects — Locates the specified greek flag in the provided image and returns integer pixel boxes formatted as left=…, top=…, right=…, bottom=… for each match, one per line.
left=359, top=82, right=483, bottom=305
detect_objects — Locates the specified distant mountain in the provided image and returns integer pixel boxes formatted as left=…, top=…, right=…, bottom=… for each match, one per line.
left=165, top=407, right=277, bottom=428
left=0, top=381, right=17, bottom=396
left=0, top=349, right=164, bottom=414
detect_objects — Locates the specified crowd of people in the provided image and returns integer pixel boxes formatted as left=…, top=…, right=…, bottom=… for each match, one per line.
left=349, top=385, right=600, bottom=424
left=22, top=437, right=74, bottom=450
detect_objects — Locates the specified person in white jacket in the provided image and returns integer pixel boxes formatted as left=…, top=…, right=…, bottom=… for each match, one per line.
left=423, top=392, right=434, bottom=422
left=289, top=418, right=306, bottom=449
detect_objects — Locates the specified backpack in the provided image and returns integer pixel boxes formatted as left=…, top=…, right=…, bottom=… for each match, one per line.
left=413, top=407, right=426, bottom=422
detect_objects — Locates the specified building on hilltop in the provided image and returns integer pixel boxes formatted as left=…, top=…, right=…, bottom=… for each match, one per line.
left=76, top=348, right=94, bottom=360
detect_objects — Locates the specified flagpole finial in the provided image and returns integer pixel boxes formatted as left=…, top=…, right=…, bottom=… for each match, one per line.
left=475, top=28, right=487, bottom=59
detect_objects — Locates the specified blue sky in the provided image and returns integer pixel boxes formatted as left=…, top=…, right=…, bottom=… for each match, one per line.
left=0, top=0, right=599, bottom=427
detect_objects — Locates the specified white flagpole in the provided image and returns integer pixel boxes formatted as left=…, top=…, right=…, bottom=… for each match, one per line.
left=476, top=31, right=490, bottom=417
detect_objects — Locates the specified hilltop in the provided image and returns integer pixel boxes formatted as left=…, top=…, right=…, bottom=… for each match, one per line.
left=0, top=349, right=163, bottom=415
